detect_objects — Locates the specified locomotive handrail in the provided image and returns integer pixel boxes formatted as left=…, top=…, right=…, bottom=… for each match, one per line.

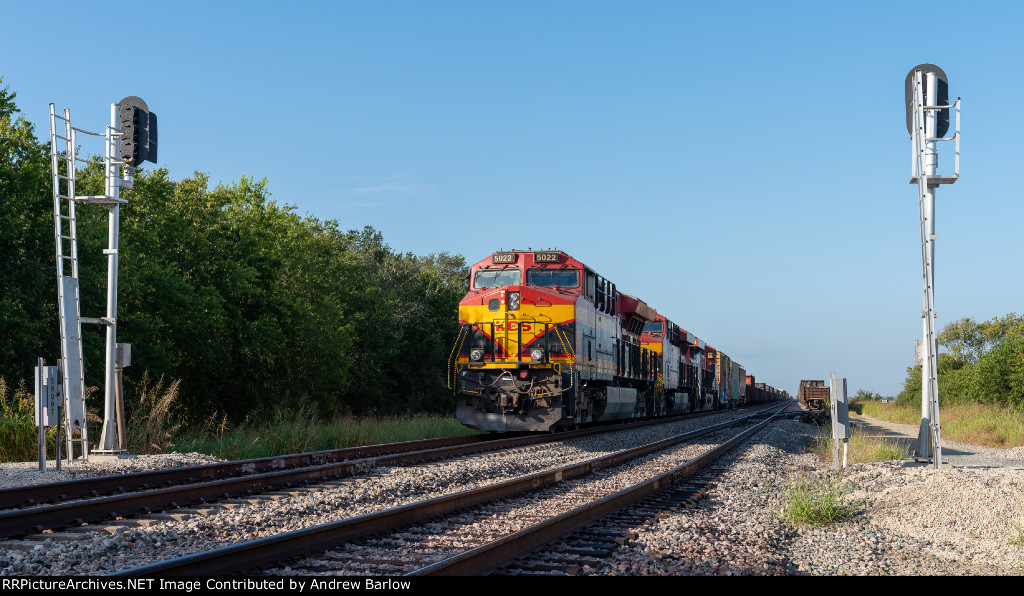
left=447, top=326, right=466, bottom=390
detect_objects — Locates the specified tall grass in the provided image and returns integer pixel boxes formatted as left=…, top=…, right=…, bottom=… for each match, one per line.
left=172, top=405, right=480, bottom=461
left=127, top=372, right=183, bottom=455
left=0, top=377, right=46, bottom=463
left=856, top=400, right=1024, bottom=448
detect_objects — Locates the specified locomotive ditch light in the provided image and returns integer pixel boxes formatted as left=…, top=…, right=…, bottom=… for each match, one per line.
left=531, top=348, right=545, bottom=362
left=508, top=292, right=521, bottom=311
left=470, top=349, right=484, bottom=362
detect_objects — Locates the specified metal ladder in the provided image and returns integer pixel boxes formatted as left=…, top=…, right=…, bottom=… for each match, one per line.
left=907, top=70, right=960, bottom=467
left=48, top=104, right=127, bottom=461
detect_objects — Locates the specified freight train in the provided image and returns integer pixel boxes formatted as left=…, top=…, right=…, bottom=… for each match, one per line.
left=448, top=249, right=784, bottom=432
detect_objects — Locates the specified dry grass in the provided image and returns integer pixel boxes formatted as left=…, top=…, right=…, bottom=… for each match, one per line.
left=857, top=400, right=1024, bottom=448
left=811, top=425, right=909, bottom=464
left=126, top=372, right=183, bottom=454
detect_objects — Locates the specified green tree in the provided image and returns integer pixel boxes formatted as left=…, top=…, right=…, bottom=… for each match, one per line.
left=900, top=313, right=1024, bottom=410
left=0, top=79, right=59, bottom=383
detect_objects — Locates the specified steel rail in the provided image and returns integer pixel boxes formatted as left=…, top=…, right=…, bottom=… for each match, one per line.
left=111, top=409, right=780, bottom=576
left=414, top=404, right=787, bottom=575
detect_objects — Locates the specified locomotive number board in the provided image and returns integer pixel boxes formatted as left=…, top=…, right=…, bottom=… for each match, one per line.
left=492, top=253, right=516, bottom=264
left=533, top=252, right=560, bottom=263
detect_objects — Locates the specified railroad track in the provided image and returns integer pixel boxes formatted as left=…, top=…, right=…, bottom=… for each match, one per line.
left=0, top=408, right=752, bottom=544
left=494, top=463, right=730, bottom=575
left=105, top=404, right=788, bottom=576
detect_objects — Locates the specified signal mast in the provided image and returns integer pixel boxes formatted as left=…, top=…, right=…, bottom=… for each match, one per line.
left=904, top=64, right=960, bottom=469
left=47, top=97, right=157, bottom=460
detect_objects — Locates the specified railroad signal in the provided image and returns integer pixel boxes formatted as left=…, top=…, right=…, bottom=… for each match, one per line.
left=905, top=64, right=949, bottom=137
left=118, top=96, right=158, bottom=167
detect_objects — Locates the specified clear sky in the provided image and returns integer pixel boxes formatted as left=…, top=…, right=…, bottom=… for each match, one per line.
left=3, top=1, right=1022, bottom=399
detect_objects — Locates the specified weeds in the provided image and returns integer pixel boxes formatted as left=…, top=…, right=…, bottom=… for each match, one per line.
left=1010, top=524, right=1024, bottom=547
left=781, top=469, right=853, bottom=527
left=126, top=372, right=182, bottom=455
left=0, top=377, right=45, bottom=463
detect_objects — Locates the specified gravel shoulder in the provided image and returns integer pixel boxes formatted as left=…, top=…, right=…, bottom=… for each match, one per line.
left=597, top=415, right=1024, bottom=576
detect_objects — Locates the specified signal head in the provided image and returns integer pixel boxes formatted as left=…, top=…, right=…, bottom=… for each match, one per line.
left=118, top=96, right=158, bottom=167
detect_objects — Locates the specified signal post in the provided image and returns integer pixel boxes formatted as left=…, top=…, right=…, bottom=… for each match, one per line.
left=904, top=64, right=960, bottom=469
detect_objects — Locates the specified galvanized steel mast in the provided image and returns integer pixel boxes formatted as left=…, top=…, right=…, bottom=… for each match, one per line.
left=97, top=103, right=125, bottom=454
left=905, top=64, right=960, bottom=469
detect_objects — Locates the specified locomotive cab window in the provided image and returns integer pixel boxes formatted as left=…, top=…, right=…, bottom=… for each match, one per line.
left=527, top=268, right=579, bottom=288
left=474, top=269, right=522, bottom=289
left=584, top=269, right=596, bottom=300
left=643, top=321, right=664, bottom=333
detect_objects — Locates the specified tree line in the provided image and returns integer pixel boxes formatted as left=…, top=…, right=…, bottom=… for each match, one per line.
left=896, top=313, right=1024, bottom=410
left=1, top=79, right=468, bottom=426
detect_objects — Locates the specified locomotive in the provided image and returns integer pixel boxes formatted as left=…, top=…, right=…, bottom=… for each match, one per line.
left=449, top=249, right=776, bottom=432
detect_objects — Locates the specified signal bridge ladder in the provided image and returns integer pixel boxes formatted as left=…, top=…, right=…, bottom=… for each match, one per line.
left=48, top=104, right=128, bottom=461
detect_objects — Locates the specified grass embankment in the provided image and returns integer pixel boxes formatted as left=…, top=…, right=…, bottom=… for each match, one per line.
left=172, top=408, right=480, bottom=461
left=1, top=375, right=479, bottom=463
left=857, top=399, right=1024, bottom=448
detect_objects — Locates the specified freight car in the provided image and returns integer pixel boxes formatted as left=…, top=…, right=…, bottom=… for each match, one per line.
left=449, top=249, right=779, bottom=432
left=797, top=380, right=829, bottom=411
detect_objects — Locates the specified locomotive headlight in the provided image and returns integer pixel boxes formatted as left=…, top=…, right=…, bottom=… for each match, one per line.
left=508, top=291, right=520, bottom=311
left=530, top=348, right=545, bottom=362
left=470, top=349, right=484, bottom=362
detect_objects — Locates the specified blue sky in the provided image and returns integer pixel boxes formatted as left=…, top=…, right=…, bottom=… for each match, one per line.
left=3, top=1, right=1022, bottom=399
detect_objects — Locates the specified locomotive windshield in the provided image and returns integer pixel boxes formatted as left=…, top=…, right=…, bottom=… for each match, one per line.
left=473, top=269, right=522, bottom=289
left=643, top=321, right=664, bottom=333
left=526, top=268, right=579, bottom=287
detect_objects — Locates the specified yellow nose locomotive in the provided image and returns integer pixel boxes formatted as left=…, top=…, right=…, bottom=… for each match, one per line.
left=449, top=249, right=661, bottom=432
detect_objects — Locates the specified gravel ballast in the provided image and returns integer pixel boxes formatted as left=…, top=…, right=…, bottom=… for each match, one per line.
left=2, top=412, right=1022, bottom=576
left=594, top=416, right=1024, bottom=576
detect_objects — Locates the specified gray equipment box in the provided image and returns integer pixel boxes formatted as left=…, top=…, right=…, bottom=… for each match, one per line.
left=34, top=364, right=62, bottom=428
